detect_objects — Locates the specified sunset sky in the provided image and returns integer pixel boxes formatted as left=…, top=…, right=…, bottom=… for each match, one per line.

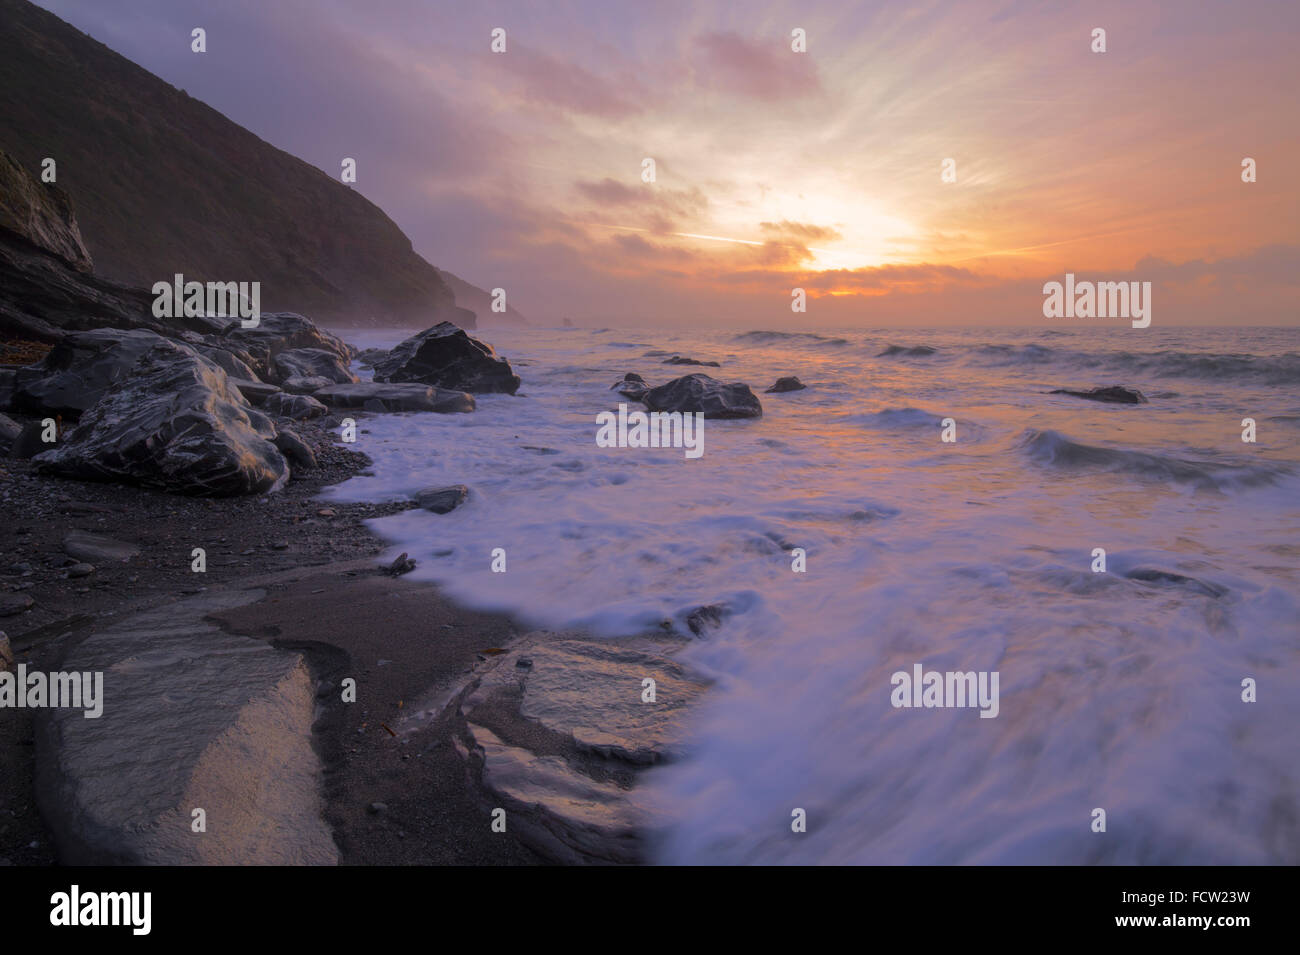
left=34, top=0, right=1300, bottom=325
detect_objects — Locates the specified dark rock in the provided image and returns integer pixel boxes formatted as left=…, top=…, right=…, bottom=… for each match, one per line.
left=272, top=428, right=316, bottom=472
left=67, top=563, right=95, bottom=578
left=373, top=322, right=520, bottom=394
left=263, top=391, right=327, bottom=420
left=0, top=632, right=12, bottom=670
left=273, top=347, right=357, bottom=385
left=12, top=328, right=168, bottom=417
left=642, top=374, right=763, bottom=419
left=0, top=593, right=34, bottom=617
left=367, top=802, right=388, bottom=814
left=9, top=420, right=53, bottom=459
left=281, top=375, right=333, bottom=395
left=356, top=348, right=388, bottom=368
left=314, top=382, right=474, bottom=414
left=387, top=553, right=416, bottom=576
left=1125, top=568, right=1226, bottom=598
left=765, top=376, right=806, bottom=393
left=0, top=150, right=92, bottom=272
left=35, top=336, right=289, bottom=496
left=220, top=313, right=352, bottom=383
left=229, top=378, right=281, bottom=405
left=63, top=531, right=139, bottom=563
left=663, top=355, right=720, bottom=367
left=0, top=411, right=20, bottom=452
left=877, top=344, right=937, bottom=357
left=414, top=484, right=469, bottom=514
left=1050, top=386, right=1148, bottom=404
left=194, top=345, right=259, bottom=381
left=686, top=604, right=728, bottom=636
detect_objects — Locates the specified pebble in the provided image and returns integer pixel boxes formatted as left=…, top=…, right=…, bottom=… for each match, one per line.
left=67, top=563, right=95, bottom=578
left=367, top=802, right=387, bottom=814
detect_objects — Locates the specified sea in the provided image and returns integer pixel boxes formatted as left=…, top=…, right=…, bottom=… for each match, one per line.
left=321, top=324, right=1300, bottom=865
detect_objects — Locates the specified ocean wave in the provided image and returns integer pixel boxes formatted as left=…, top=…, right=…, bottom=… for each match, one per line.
left=1083, top=350, right=1300, bottom=386
left=733, top=330, right=847, bottom=345
left=876, top=344, right=937, bottom=357
left=1019, top=429, right=1289, bottom=490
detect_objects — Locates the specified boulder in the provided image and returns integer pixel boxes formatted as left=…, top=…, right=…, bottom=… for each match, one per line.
left=642, top=374, right=763, bottom=419
left=765, top=376, right=806, bottom=393
left=610, top=373, right=649, bottom=400
left=263, top=391, right=327, bottom=420
left=219, top=312, right=352, bottom=382
left=1050, top=386, right=1147, bottom=404
left=413, top=484, right=469, bottom=513
left=272, top=429, right=316, bottom=472
left=35, top=335, right=289, bottom=496
left=373, top=322, right=520, bottom=394
left=314, top=381, right=474, bottom=414
left=273, top=347, right=357, bottom=385
left=12, top=328, right=166, bottom=417
left=194, top=344, right=259, bottom=381
left=356, top=347, right=388, bottom=368
left=0, top=411, right=20, bottom=453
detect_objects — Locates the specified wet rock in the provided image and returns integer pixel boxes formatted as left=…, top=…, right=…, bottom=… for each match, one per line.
left=373, top=322, right=520, bottom=394
left=611, top=373, right=649, bottom=400
left=263, top=391, right=327, bottom=420
left=1125, top=567, right=1226, bottom=598
left=685, top=604, right=729, bottom=636
left=1050, top=386, right=1148, bottom=404
left=63, top=531, right=140, bottom=563
left=387, top=553, right=416, bottom=576
left=34, top=337, right=289, bottom=496
left=765, top=376, right=806, bottom=393
left=219, top=312, right=352, bottom=383
left=314, top=381, right=474, bottom=414
left=33, top=590, right=336, bottom=864
left=0, top=593, right=33, bottom=617
left=663, top=355, right=720, bottom=367
left=273, top=348, right=357, bottom=386
left=877, top=344, right=937, bottom=357
left=413, top=484, right=469, bottom=513
left=642, top=374, right=762, bottom=419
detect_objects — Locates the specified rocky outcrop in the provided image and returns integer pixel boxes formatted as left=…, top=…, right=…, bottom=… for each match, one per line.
left=313, top=381, right=475, bottom=414
left=0, top=149, right=92, bottom=272
left=0, top=0, right=468, bottom=328
left=220, top=313, right=353, bottom=384
left=642, top=374, right=763, bottom=419
left=34, top=589, right=337, bottom=865
left=1050, top=385, right=1147, bottom=404
left=373, top=322, right=520, bottom=395
left=34, top=333, right=290, bottom=496
left=765, top=376, right=806, bottom=393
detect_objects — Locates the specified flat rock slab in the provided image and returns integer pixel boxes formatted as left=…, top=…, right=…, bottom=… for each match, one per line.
left=35, top=589, right=337, bottom=865
left=63, top=530, right=139, bottom=563
left=453, top=632, right=707, bottom=863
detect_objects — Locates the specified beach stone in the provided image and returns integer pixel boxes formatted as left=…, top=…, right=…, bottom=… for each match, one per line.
left=1050, top=385, right=1147, bottom=404
left=67, top=563, right=95, bottom=578
left=373, top=322, right=520, bottom=394
left=765, top=376, right=806, bottom=393
left=0, top=593, right=33, bottom=617
left=263, top=391, right=327, bottom=420
left=414, top=484, right=469, bottom=514
left=314, top=381, right=474, bottom=414
left=642, top=373, right=763, bottom=419
left=63, top=531, right=139, bottom=563
left=686, top=604, right=728, bottom=636
left=34, top=589, right=337, bottom=865
left=273, top=347, right=357, bottom=386
left=34, top=336, right=290, bottom=496
left=272, top=428, right=316, bottom=472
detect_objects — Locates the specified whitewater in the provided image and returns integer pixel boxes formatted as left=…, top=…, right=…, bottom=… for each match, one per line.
left=322, top=324, right=1300, bottom=865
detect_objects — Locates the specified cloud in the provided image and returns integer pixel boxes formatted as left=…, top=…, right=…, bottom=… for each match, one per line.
left=691, top=32, right=822, bottom=101
left=759, top=220, right=843, bottom=242
left=503, top=44, right=644, bottom=119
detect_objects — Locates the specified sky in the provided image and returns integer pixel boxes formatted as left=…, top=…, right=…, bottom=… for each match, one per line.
left=32, top=0, right=1300, bottom=326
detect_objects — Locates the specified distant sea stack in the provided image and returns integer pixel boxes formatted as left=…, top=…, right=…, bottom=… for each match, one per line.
left=0, top=0, right=474, bottom=329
